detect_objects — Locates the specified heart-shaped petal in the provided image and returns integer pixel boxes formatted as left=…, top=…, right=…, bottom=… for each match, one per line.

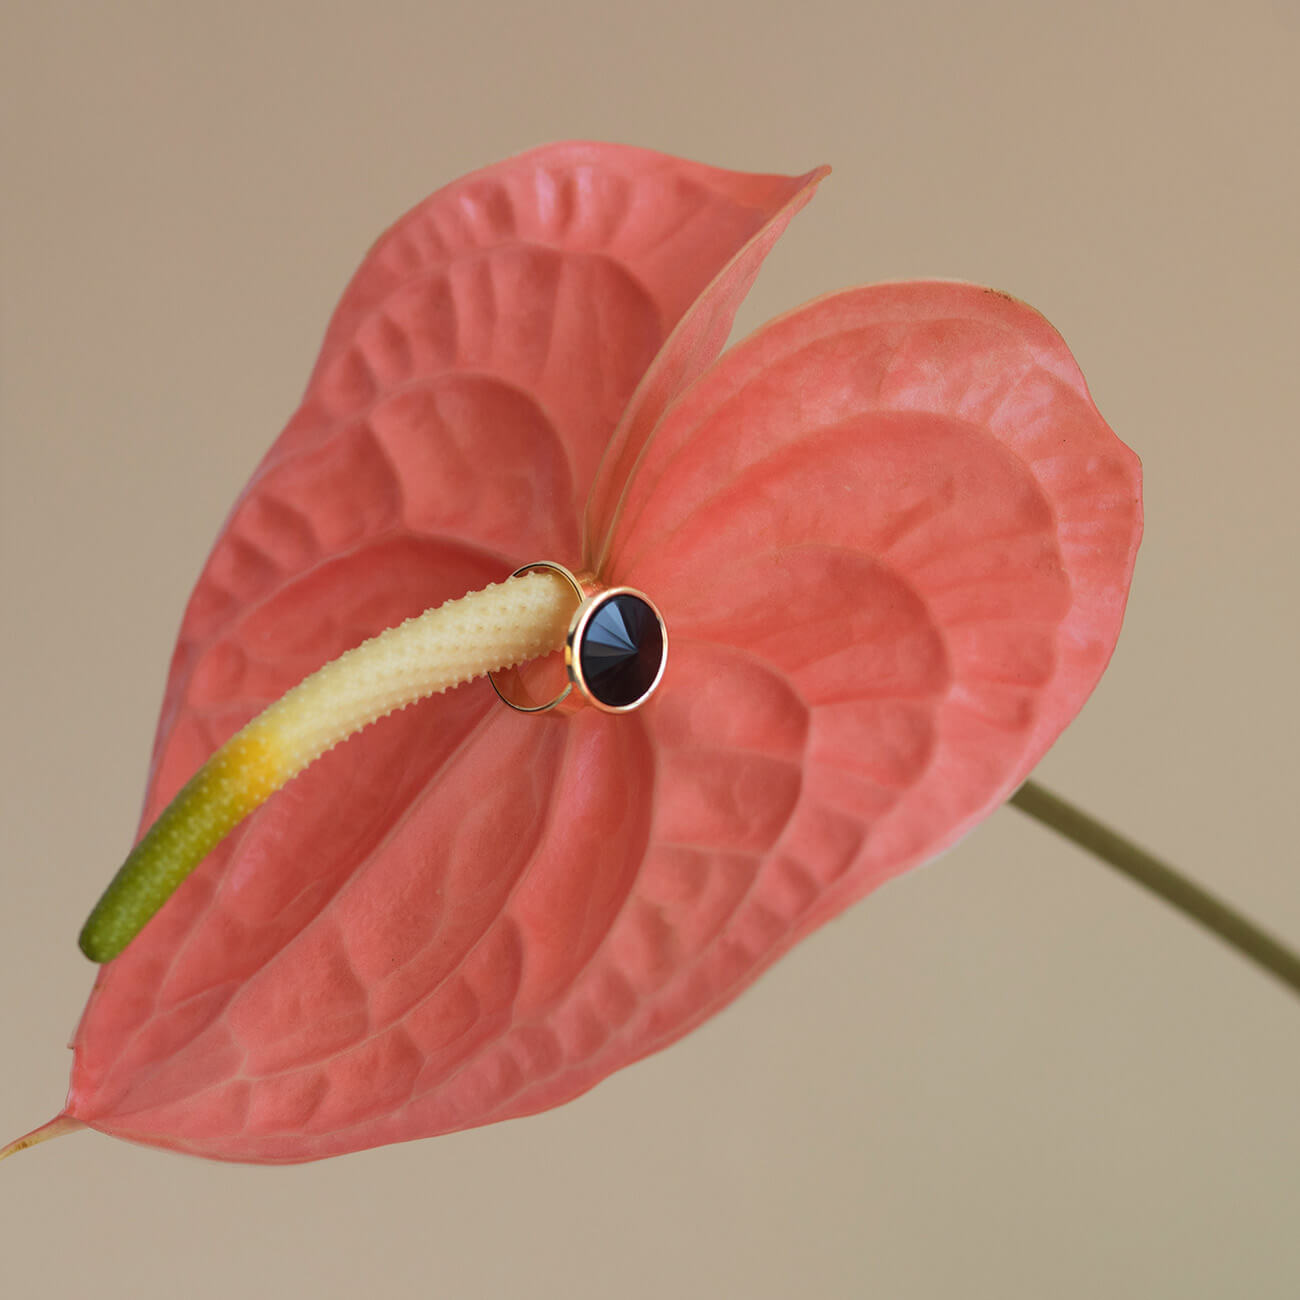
left=44, top=149, right=1139, bottom=1165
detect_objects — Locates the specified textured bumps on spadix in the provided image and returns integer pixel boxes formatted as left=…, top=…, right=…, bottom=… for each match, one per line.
left=57, top=144, right=1140, bottom=1163
left=77, top=569, right=580, bottom=962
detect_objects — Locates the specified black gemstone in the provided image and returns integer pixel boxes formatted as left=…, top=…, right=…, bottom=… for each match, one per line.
left=577, top=592, right=665, bottom=709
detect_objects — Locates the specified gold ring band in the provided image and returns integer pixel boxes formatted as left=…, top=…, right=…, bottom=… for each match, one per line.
left=489, top=562, right=668, bottom=715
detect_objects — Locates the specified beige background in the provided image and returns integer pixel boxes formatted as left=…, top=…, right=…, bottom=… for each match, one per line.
left=2, top=1, right=1297, bottom=1296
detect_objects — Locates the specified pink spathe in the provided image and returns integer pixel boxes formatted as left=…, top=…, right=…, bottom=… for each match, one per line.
left=58, top=143, right=1141, bottom=1162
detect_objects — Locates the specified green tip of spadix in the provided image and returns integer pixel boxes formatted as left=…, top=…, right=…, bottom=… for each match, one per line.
left=78, top=921, right=122, bottom=964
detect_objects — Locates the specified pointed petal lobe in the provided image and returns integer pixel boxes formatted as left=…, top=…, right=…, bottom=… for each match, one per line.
left=65, top=145, right=824, bottom=1161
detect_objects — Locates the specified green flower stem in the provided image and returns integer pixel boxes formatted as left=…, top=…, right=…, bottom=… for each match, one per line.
left=1010, top=779, right=1300, bottom=998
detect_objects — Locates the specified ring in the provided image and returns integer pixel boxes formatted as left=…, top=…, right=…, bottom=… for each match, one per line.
left=488, top=562, right=668, bottom=715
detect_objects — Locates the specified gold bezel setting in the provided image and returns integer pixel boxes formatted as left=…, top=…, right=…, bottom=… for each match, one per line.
left=566, top=585, right=668, bottom=714
left=489, top=563, right=667, bottom=715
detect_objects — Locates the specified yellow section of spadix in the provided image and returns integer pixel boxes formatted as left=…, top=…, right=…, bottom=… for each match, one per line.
left=78, top=569, right=578, bottom=963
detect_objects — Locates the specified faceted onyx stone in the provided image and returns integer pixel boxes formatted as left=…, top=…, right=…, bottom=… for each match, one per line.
left=577, top=592, right=665, bottom=709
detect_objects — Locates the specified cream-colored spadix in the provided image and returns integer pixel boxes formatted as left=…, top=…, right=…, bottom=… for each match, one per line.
left=78, top=569, right=578, bottom=962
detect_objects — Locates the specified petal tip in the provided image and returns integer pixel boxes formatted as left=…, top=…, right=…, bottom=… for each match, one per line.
left=0, top=1114, right=84, bottom=1164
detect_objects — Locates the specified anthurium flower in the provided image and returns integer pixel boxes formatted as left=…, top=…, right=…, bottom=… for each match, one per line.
left=16, top=143, right=1141, bottom=1163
